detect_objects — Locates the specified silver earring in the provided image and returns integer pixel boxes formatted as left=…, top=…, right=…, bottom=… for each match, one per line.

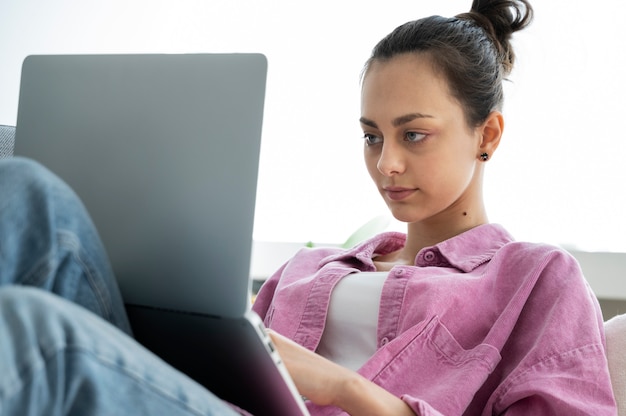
left=480, top=153, right=489, bottom=161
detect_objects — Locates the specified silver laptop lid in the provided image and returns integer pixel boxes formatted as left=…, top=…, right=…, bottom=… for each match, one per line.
left=15, top=53, right=267, bottom=319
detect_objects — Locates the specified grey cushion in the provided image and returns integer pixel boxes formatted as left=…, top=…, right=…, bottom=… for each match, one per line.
left=0, top=125, right=15, bottom=159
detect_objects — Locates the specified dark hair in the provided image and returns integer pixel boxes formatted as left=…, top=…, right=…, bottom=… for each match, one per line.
left=363, top=0, right=533, bottom=127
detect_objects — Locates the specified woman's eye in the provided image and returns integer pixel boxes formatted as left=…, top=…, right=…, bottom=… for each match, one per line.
left=405, top=132, right=426, bottom=143
left=363, top=133, right=382, bottom=145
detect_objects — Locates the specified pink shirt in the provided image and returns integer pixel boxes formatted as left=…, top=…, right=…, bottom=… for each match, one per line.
left=252, top=224, right=617, bottom=415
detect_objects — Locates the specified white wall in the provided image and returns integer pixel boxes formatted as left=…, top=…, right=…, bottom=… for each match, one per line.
left=571, top=250, right=626, bottom=301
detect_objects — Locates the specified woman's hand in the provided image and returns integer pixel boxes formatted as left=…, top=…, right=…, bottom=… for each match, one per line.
left=268, top=330, right=415, bottom=416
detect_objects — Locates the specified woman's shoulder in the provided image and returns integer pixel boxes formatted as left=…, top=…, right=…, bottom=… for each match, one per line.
left=472, top=223, right=575, bottom=263
left=493, top=238, right=588, bottom=294
left=498, top=238, right=579, bottom=266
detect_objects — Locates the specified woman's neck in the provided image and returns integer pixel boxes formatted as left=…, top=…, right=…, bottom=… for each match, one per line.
left=375, top=206, right=488, bottom=270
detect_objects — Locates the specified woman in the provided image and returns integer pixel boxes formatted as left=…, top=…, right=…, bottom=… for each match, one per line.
left=253, top=0, right=617, bottom=414
left=0, top=0, right=617, bottom=415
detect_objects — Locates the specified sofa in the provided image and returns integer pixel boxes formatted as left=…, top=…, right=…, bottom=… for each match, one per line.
left=1, top=124, right=625, bottom=413
left=0, top=124, right=14, bottom=159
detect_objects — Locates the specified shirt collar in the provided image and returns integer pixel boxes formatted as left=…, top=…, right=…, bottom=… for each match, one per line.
left=423, top=223, right=514, bottom=272
left=320, top=223, right=514, bottom=273
left=319, top=231, right=406, bottom=271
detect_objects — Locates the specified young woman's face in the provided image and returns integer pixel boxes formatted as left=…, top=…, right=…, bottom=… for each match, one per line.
left=360, top=53, right=483, bottom=225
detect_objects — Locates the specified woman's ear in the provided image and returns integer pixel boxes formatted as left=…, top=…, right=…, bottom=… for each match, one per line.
left=478, top=111, right=504, bottom=157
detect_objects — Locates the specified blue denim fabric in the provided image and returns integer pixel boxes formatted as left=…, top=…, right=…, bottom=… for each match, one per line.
left=0, top=157, right=130, bottom=333
left=0, top=158, right=239, bottom=415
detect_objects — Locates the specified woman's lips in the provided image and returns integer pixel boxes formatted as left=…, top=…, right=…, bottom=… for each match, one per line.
left=383, top=187, right=417, bottom=201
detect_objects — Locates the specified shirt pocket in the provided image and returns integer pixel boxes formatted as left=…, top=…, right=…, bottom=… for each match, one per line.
left=362, top=315, right=502, bottom=414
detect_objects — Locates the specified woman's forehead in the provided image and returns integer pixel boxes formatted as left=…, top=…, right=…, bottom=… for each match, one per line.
left=360, top=54, right=458, bottom=117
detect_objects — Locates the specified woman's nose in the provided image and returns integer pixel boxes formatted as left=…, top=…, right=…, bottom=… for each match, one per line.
left=377, top=142, right=405, bottom=176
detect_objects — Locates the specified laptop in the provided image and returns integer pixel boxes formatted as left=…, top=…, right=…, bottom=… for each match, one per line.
left=14, top=53, right=310, bottom=416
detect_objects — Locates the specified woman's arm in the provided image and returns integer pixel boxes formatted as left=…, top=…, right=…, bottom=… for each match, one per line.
left=269, top=330, right=415, bottom=416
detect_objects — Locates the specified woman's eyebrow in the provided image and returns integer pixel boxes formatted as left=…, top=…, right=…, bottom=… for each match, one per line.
left=359, top=113, right=434, bottom=129
left=359, top=117, right=378, bottom=128
left=392, top=113, right=434, bottom=127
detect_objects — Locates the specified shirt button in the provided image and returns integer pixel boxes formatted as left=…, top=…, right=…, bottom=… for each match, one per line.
left=380, top=337, right=389, bottom=346
left=424, top=250, right=436, bottom=262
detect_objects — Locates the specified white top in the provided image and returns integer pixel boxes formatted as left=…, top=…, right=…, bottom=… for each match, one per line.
left=316, top=271, right=388, bottom=371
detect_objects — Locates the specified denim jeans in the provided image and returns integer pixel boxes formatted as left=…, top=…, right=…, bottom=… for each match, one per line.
left=0, top=157, right=239, bottom=415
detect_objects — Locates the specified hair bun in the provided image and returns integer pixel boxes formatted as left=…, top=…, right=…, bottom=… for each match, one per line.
left=457, top=0, right=533, bottom=75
